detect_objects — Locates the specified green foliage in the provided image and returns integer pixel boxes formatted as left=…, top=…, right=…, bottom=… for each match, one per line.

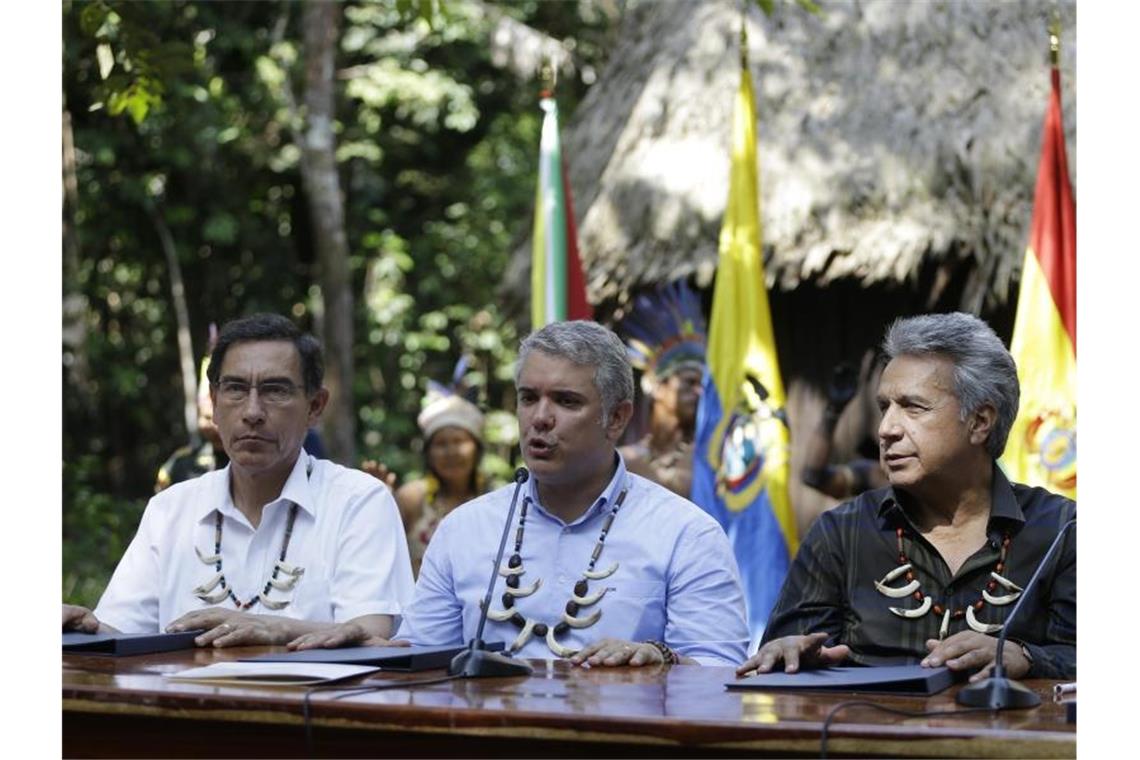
left=63, top=0, right=614, bottom=601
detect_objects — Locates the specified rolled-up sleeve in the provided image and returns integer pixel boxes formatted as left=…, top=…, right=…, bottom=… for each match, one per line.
left=664, top=520, right=749, bottom=665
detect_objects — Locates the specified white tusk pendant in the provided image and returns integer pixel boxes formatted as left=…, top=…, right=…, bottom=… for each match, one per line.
left=485, top=606, right=516, bottom=622
left=874, top=578, right=921, bottom=598
left=268, top=574, right=301, bottom=591
left=990, top=572, right=1023, bottom=593
left=584, top=562, right=618, bottom=580
left=505, top=578, right=542, bottom=598
left=196, top=586, right=230, bottom=604
left=966, top=605, right=1003, bottom=634
left=509, top=619, right=537, bottom=653
left=572, top=587, right=609, bottom=607
left=888, top=596, right=932, bottom=619
left=562, top=608, right=602, bottom=629
left=258, top=592, right=290, bottom=611
left=939, top=609, right=951, bottom=639
left=545, top=626, right=579, bottom=658
left=982, top=589, right=1021, bottom=606
left=275, top=560, right=304, bottom=577
left=882, top=563, right=913, bottom=583
left=192, top=572, right=224, bottom=595
left=196, top=546, right=221, bottom=565
left=498, top=564, right=525, bottom=578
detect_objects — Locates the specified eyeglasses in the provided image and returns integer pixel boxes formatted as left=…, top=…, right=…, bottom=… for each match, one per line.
left=215, top=379, right=302, bottom=406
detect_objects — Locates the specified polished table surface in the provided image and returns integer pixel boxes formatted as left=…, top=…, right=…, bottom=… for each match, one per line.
left=63, top=646, right=1075, bottom=758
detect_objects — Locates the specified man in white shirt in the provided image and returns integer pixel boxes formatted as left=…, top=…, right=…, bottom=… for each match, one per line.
left=62, top=313, right=414, bottom=648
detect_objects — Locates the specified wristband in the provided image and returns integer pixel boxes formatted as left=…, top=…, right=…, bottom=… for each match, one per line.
left=644, top=640, right=679, bottom=665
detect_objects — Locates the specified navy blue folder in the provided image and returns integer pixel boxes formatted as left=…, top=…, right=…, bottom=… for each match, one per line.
left=727, top=665, right=956, bottom=696
left=62, top=630, right=203, bottom=656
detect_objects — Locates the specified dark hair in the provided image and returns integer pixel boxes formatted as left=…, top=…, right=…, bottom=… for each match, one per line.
left=206, top=313, right=324, bottom=394
left=423, top=428, right=485, bottom=496
left=882, top=312, right=1019, bottom=459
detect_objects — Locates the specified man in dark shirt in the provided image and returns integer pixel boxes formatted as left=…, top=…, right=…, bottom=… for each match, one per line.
left=737, top=312, right=1075, bottom=682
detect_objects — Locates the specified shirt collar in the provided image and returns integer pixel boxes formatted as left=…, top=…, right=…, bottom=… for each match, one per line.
left=876, top=461, right=1026, bottom=526
left=526, top=451, right=629, bottom=527
left=195, top=450, right=317, bottom=523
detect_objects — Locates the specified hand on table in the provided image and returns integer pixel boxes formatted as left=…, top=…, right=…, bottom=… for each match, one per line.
left=921, top=631, right=1031, bottom=683
left=62, top=604, right=101, bottom=633
left=166, top=608, right=289, bottom=648
left=735, top=632, right=850, bottom=676
left=569, top=638, right=666, bottom=668
left=287, top=621, right=408, bottom=651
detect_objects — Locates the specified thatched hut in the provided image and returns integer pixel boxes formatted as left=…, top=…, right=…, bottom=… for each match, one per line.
left=506, top=0, right=1077, bottom=531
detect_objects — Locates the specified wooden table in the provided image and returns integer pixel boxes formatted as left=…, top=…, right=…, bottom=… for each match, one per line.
left=63, top=647, right=1075, bottom=758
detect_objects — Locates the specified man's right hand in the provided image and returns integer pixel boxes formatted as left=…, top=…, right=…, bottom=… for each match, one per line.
left=735, top=632, right=850, bottom=676
left=62, top=604, right=101, bottom=633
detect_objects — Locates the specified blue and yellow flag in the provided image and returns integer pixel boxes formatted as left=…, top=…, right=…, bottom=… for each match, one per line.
left=691, top=60, right=796, bottom=648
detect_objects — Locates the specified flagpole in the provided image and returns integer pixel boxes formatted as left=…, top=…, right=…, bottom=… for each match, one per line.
left=1048, top=9, right=1060, bottom=69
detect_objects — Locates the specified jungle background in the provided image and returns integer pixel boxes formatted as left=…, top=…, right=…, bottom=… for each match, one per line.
left=62, top=0, right=1078, bottom=607
left=63, top=0, right=621, bottom=606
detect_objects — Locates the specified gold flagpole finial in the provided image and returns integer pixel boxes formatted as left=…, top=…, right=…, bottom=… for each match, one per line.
left=1048, top=9, right=1061, bottom=68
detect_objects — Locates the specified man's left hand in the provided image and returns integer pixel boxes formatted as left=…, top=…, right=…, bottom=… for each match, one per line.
left=569, top=638, right=665, bottom=667
left=167, top=608, right=289, bottom=648
left=921, top=631, right=1031, bottom=683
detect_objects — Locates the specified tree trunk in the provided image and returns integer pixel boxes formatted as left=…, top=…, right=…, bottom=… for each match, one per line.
left=300, top=0, right=355, bottom=464
left=62, top=105, right=92, bottom=404
left=149, top=203, right=200, bottom=444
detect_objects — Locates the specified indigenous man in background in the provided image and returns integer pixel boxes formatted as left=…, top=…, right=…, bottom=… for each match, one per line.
left=617, top=281, right=707, bottom=498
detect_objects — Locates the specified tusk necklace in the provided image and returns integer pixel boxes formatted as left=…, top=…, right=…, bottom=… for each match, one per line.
left=483, top=486, right=629, bottom=658
left=874, top=526, right=1017, bottom=638
left=191, top=459, right=310, bottom=611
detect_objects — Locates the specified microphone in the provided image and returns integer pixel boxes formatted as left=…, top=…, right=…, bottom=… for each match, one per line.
left=448, top=467, right=534, bottom=678
left=956, top=518, right=1075, bottom=709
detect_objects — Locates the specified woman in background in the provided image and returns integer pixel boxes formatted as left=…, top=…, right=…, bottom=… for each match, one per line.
left=364, top=392, right=487, bottom=576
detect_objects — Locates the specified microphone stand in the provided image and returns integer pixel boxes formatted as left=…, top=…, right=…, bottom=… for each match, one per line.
left=956, top=518, right=1075, bottom=709
left=448, top=468, right=534, bottom=678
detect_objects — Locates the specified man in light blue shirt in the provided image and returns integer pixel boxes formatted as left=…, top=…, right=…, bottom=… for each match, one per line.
left=399, top=321, right=748, bottom=666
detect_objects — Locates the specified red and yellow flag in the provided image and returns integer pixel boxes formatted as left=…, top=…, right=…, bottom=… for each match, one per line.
left=1000, top=66, right=1076, bottom=498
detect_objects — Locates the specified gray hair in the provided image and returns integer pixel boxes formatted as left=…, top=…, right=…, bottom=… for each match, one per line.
left=882, top=312, right=1019, bottom=459
left=516, top=321, right=634, bottom=423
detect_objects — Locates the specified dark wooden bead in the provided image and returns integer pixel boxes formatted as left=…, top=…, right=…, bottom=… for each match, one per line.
left=534, top=623, right=548, bottom=637
left=913, top=591, right=923, bottom=601
left=502, top=593, right=514, bottom=608
left=508, top=553, right=522, bottom=568
left=566, top=601, right=580, bottom=616
left=511, top=612, right=526, bottom=627
left=574, top=579, right=589, bottom=597
left=506, top=574, right=520, bottom=589
left=554, top=622, right=569, bottom=635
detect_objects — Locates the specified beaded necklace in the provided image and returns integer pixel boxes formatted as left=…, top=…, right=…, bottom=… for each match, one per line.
left=485, top=485, right=629, bottom=657
left=874, top=526, right=1023, bottom=639
left=191, top=459, right=310, bottom=611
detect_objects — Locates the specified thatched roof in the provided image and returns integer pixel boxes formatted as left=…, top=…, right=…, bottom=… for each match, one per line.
left=507, top=0, right=1076, bottom=317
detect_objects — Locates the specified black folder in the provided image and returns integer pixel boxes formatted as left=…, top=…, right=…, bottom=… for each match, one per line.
left=62, top=630, right=203, bottom=657
left=244, top=643, right=506, bottom=672
left=726, top=665, right=955, bottom=696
